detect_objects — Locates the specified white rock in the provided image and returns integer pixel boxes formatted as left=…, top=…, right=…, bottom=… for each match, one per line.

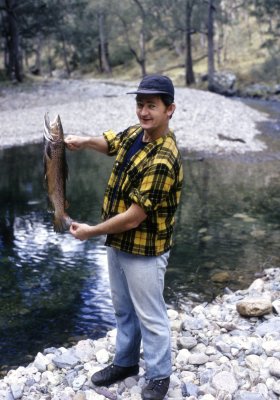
left=60, top=387, right=76, bottom=399
left=167, top=309, right=179, bottom=320
left=262, top=340, right=280, bottom=356
left=95, top=349, right=110, bottom=364
left=245, top=355, right=262, bottom=371
left=248, top=278, right=265, bottom=292
left=272, top=299, right=280, bottom=315
left=33, top=352, right=50, bottom=372
left=170, top=319, right=182, bottom=331
left=212, top=371, right=238, bottom=394
left=85, top=390, right=105, bottom=400
left=269, top=357, right=280, bottom=378
left=188, top=353, right=209, bottom=365
left=272, top=380, right=280, bottom=395
left=10, top=383, right=24, bottom=400
left=170, top=373, right=181, bottom=387
left=41, top=370, right=61, bottom=386
left=176, top=349, right=190, bottom=364
left=75, top=340, right=96, bottom=362
left=72, top=374, right=87, bottom=390
left=200, top=395, right=215, bottom=400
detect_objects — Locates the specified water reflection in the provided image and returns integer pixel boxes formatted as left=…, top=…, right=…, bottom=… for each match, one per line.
left=0, top=102, right=280, bottom=372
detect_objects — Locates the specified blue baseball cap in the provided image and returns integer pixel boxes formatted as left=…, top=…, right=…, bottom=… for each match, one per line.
left=127, top=74, right=174, bottom=101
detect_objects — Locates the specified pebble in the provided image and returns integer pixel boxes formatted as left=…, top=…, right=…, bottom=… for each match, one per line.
left=1, top=267, right=280, bottom=399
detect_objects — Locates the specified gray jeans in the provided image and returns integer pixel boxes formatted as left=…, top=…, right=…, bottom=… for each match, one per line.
left=107, top=247, right=172, bottom=380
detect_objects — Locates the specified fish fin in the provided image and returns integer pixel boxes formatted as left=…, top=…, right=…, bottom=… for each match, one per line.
left=44, top=141, right=52, bottom=160
left=53, top=213, right=72, bottom=233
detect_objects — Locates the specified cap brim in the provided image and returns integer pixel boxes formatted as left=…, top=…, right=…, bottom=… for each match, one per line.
left=126, top=89, right=172, bottom=95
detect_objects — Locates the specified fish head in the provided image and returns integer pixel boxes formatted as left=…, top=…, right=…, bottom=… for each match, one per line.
left=44, top=113, right=64, bottom=143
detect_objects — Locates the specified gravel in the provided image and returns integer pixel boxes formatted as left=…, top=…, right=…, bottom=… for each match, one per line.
left=0, top=78, right=268, bottom=154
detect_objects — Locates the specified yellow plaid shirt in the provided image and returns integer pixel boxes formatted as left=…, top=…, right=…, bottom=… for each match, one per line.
left=102, top=124, right=183, bottom=256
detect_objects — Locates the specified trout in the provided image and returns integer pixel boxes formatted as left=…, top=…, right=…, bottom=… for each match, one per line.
left=43, top=113, right=72, bottom=232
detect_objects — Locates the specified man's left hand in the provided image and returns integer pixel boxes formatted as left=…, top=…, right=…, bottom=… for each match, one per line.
left=70, top=221, right=92, bottom=240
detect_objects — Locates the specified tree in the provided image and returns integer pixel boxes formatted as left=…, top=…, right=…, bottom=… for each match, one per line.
left=1, top=0, right=22, bottom=81
left=98, top=10, right=111, bottom=74
left=207, top=0, right=216, bottom=91
left=250, top=0, right=280, bottom=80
left=184, top=0, right=197, bottom=85
left=113, top=0, right=159, bottom=77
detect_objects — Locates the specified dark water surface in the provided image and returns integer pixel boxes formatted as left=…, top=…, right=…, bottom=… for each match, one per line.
left=0, top=99, right=280, bottom=374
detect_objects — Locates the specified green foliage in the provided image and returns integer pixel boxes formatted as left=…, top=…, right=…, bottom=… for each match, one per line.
left=0, top=0, right=280, bottom=84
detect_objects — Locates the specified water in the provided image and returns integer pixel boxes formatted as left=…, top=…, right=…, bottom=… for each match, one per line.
left=1, top=99, right=280, bottom=374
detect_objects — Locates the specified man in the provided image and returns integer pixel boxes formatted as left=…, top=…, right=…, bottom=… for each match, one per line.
left=65, top=74, right=183, bottom=400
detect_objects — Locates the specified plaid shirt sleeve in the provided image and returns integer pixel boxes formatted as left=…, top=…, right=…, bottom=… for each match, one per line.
left=103, top=129, right=120, bottom=156
left=128, top=161, right=175, bottom=214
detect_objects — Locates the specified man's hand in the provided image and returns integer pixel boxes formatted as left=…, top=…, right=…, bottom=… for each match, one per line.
left=69, top=221, right=92, bottom=240
left=64, top=135, right=87, bottom=151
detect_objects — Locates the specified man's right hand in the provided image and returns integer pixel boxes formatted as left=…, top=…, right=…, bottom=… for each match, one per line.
left=64, top=135, right=88, bottom=151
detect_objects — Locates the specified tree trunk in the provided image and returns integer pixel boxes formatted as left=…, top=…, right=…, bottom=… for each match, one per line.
left=185, top=0, right=195, bottom=85
left=5, top=0, right=23, bottom=82
left=207, top=0, right=215, bottom=91
left=98, top=11, right=111, bottom=75
left=58, top=27, right=71, bottom=77
left=139, top=28, right=146, bottom=77
left=34, top=33, right=43, bottom=75
left=133, top=0, right=147, bottom=76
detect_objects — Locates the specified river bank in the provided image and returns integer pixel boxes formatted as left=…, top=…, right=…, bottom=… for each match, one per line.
left=0, top=78, right=268, bottom=154
left=0, top=267, right=280, bottom=399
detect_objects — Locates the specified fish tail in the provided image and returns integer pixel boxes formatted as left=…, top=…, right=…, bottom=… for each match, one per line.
left=53, top=213, right=73, bottom=233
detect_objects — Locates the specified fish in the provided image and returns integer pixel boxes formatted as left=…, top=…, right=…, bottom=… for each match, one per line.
left=43, top=113, right=72, bottom=232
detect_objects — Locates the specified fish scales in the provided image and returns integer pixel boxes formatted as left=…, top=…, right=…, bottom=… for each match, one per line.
left=43, top=113, right=72, bottom=232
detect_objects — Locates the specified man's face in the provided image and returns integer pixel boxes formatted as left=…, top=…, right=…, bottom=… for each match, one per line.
left=136, top=95, right=175, bottom=136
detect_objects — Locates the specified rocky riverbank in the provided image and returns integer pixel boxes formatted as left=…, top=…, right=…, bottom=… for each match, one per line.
left=0, top=78, right=268, bottom=154
left=1, top=267, right=280, bottom=400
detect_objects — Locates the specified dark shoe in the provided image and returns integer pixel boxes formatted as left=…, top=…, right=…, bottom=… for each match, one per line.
left=91, top=363, right=139, bottom=386
left=142, top=377, right=170, bottom=400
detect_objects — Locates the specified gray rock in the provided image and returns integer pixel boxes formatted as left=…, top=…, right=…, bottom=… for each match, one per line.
left=5, top=388, right=15, bottom=400
left=52, top=351, right=80, bottom=369
left=188, top=353, right=209, bottom=365
left=72, top=374, right=87, bottom=390
left=199, top=369, right=214, bottom=385
left=182, top=382, right=199, bottom=397
left=178, top=336, right=197, bottom=349
left=124, top=377, right=138, bottom=389
left=233, top=391, right=265, bottom=400
left=10, top=384, right=24, bottom=400
left=256, top=318, right=280, bottom=336
left=215, top=340, right=231, bottom=354
left=269, top=358, right=280, bottom=378
left=182, top=316, right=207, bottom=331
